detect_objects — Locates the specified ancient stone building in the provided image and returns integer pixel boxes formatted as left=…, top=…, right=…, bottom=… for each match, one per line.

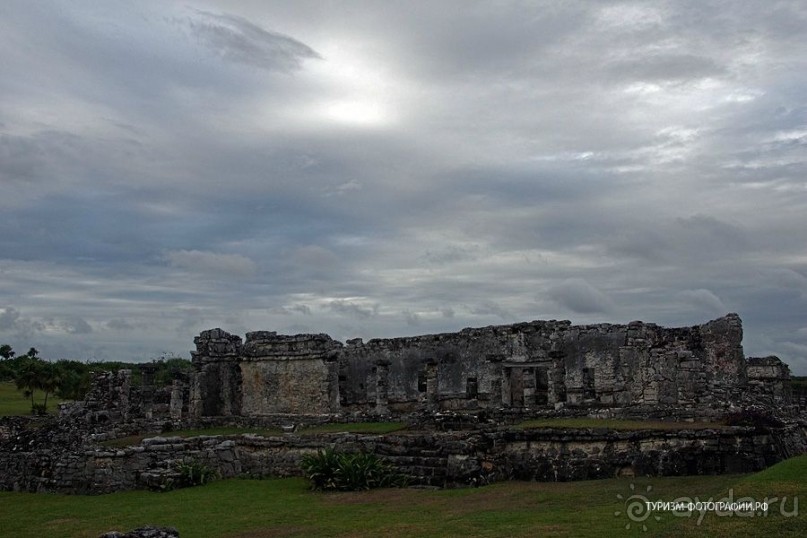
left=2, top=313, right=803, bottom=495
left=189, top=314, right=793, bottom=419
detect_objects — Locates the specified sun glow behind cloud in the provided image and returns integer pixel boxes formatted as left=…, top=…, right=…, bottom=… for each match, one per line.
left=299, top=42, right=398, bottom=128
left=320, top=99, right=388, bottom=126
left=2, top=1, right=807, bottom=374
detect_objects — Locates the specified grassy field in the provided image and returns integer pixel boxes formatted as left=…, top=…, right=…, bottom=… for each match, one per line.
left=518, top=417, right=729, bottom=430
left=0, top=380, right=64, bottom=416
left=2, top=391, right=800, bottom=536
left=302, top=421, right=406, bottom=435
left=0, top=455, right=804, bottom=537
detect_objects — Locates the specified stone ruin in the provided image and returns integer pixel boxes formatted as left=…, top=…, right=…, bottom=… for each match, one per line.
left=1, top=313, right=805, bottom=495
left=188, top=313, right=794, bottom=421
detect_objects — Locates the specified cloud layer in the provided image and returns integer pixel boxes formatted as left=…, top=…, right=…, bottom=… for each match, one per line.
left=1, top=1, right=806, bottom=373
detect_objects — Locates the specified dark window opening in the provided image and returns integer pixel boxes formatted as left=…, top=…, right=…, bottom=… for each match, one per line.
left=417, top=372, right=427, bottom=392
left=466, top=376, right=478, bottom=398
left=582, top=367, right=596, bottom=399
left=535, top=368, right=549, bottom=406
left=556, top=376, right=567, bottom=403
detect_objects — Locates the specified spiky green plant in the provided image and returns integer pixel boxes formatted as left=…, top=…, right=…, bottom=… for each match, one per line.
left=300, top=448, right=406, bottom=491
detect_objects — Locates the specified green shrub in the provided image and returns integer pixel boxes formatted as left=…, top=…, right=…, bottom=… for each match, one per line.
left=301, top=447, right=342, bottom=490
left=176, top=460, right=218, bottom=488
left=300, top=448, right=406, bottom=491
left=148, top=474, right=176, bottom=493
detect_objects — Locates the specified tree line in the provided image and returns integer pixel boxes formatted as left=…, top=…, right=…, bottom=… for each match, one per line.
left=0, top=344, right=191, bottom=415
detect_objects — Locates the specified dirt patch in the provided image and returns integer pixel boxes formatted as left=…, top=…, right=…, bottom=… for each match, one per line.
left=321, top=481, right=549, bottom=516
left=45, top=518, right=80, bottom=527
left=320, top=487, right=426, bottom=506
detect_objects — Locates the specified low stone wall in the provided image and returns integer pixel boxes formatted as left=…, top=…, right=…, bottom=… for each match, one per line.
left=2, top=422, right=806, bottom=494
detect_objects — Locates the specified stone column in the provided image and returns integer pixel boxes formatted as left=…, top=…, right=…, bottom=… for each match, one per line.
left=426, top=360, right=438, bottom=410
left=169, top=379, right=183, bottom=421
left=117, top=369, right=132, bottom=422
left=188, top=371, right=202, bottom=419
left=375, top=360, right=390, bottom=415
left=326, top=352, right=341, bottom=413
left=522, top=367, right=536, bottom=407
left=139, top=364, right=156, bottom=420
left=548, top=346, right=566, bottom=405
left=484, top=354, right=505, bottom=408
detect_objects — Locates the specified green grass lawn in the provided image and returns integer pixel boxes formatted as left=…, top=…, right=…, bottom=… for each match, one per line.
left=102, top=418, right=728, bottom=449
left=518, top=417, right=729, bottom=431
left=301, top=421, right=406, bottom=435
left=0, top=380, right=64, bottom=416
left=1, top=455, right=804, bottom=538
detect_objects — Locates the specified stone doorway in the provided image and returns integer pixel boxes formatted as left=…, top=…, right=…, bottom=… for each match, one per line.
left=508, top=367, right=525, bottom=407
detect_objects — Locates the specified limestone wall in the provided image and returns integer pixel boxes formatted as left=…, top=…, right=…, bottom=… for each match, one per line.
left=190, top=314, right=788, bottom=419
left=337, top=316, right=747, bottom=414
left=746, top=356, right=793, bottom=408
left=190, top=329, right=243, bottom=417
left=3, top=423, right=806, bottom=493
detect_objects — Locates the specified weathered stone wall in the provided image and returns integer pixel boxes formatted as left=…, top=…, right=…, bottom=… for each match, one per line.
left=339, top=314, right=750, bottom=414
left=3, top=314, right=801, bottom=496
left=239, top=332, right=341, bottom=415
left=3, top=423, right=806, bottom=493
left=190, top=330, right=342, bottom=417
left=59, top=367, right=190, bottom=443
left=746, top=356, right=792, bottom=408
left=189, top=329, right=243, bottom=418
left=190, top=314, right=792, bottom=420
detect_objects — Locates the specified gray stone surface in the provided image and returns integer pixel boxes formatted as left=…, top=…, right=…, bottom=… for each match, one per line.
left=188, top=314, right=794, bottom=420
left=2, top=313, right=804, bottom=496
left=3, top=421, right=805, bottom=493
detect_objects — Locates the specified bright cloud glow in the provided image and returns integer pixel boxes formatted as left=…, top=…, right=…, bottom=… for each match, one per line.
left=1, top=1, right=806, bottom=374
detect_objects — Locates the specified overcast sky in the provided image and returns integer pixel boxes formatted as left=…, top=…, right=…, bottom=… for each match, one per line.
left=1, top=1, right=806, bottom=373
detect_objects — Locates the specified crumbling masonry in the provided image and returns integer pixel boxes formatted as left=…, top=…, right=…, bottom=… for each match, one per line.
left=189, top=314, right=793, bottom=420
left=2, top=313, right=802, bottom=494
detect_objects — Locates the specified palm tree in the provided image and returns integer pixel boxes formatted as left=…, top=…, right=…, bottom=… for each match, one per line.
left=14, top=358, right=44, bottom=414
left=40, top=363, right=62, bottom=412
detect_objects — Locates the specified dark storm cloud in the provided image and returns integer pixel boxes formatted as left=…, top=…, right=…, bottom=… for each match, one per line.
left=0, top=1, right=805, bottom=372
left=52, top=316, right=93, bottom=335
left=403, top=310, right=420, bottom=327
left=326, top=300, right=378, bottom=320
left=421, top=245, right=480, bottom=265
left=0, top=133, right=53, bottom=184
left=679, top=289, right=728, bottom=316
left=0, top=307, right=42, bottom=334
left=185, top=10, right=321, bottom=72
left=106, top=319, right=135, bottom=331
left=470, top=302, right=512, bottom=321
left=548, top=279, right=614, bottom=315
left=163, top=250, right=258, bottom=278
left=605, top=54, right=725, bottom=84
left=607, top=215, right=750, bottom=264
left=286, top=304, right=313, bottom=316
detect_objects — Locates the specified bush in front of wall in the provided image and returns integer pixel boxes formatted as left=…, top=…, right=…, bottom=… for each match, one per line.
left=176, top=460, right=218, bottom=488
left=301, top=448, right=407, bottom=491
